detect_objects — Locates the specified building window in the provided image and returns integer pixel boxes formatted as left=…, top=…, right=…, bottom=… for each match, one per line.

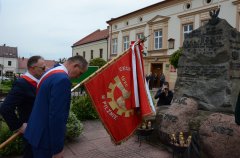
left=138, top=17, right=143, bottom=22
left=183, top=24, right=193, bottom=40
left=154, top=30, right=162, bottom=50
left=125, top=21, right=129, bottom=26
left=76, top=52, right=79, bottom=56
left=136, top=33, right=144, bottom=40
left=114, top=25, right=118, bottom=29
left=123, top=36, right=129, bottom=51
left=112, top=38, right=118, bottom=54
left=83, top=51, right=85, bottom=58
left=6, top=71, right=13, bottom=77
left=100, top=49, right=103, bottom=58
left=8, top=61, right=12, bottom=66
left=91, top=50, right=93, bottom=59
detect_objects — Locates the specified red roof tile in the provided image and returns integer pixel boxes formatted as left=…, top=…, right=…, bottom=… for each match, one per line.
left=72, top=29, right=109, bottom=47
left=0, top=45, right=18, bottom=58
left=18, top=57, right=56, bottom=69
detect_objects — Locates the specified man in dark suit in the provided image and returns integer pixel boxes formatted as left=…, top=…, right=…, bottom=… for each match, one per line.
left=0, top=56, right=46, bottom=158
left=24, top=56, right=88, bottom=158
left=154, top=81, right=173, bottom=106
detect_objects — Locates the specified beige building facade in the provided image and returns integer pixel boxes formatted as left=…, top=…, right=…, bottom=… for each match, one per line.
left=107, top=0, right=239, bottom=89
left=72, top=29, right=109, bottom=62
left=72, top=40, right=108, bottom=62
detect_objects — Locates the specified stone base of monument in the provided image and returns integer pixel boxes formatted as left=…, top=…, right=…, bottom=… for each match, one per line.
left=154, top=98, right=240, bottom=158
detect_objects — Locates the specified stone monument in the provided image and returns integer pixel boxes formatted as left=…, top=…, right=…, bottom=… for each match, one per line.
left=155, top=9, right=240, bottom=158
left=173, top=9, right=240, bottom=113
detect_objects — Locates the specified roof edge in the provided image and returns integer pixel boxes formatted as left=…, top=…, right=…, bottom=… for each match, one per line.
left=72, top=37, right=108, bottom=48
left=106, top=0, right=179, bottom=24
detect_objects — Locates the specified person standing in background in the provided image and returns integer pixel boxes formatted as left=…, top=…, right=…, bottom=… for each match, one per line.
left=159, top=72, right=165, bottom=88
left=0, top=56, right=46, bottom=158
left=154, top=81, right=173, bottom=106
left=148, top=72, right=154, bottom=90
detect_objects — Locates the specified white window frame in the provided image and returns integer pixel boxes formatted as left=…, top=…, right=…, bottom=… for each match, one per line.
left=136, top=33, right=144, bottom=41
left=112, top=38, right=118, bottom=54
left=183, top=23, right=193, bottom=40
left=154, top=30, right=162, bottom=50
left=123, top=36, right=129, bottom=51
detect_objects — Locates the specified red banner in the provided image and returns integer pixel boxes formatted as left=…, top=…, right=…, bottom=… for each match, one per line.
left=84, top=44, right=153, bottom=144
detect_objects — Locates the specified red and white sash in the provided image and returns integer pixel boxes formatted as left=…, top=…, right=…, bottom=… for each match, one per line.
left=37, top=64, right=68, bottom=92
left=21, top=72, right=39, bottom=88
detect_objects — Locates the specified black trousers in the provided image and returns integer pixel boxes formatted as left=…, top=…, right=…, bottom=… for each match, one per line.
left=23, top=138, right=33, bottom=158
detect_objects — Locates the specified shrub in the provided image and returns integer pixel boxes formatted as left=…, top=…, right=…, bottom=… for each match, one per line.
left=66, top=111, right=83, bottom=139
left=169, top=48, right=183, bottom=69
left=1, top=80, right=13, bottom=86
left=0, top=123, right=24, bottom=156
left=71, top=95, right=98, bottom=121
left=89, top=58, right=107, bottom=68
left=0, top=81, right=13, bottom=94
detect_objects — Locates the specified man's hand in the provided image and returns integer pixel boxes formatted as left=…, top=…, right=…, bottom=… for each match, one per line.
left=53, top=150, right=64, bottom=158
left=161, top=85, right=169, bottom=96
left=18, top=123, right=27, bottom=134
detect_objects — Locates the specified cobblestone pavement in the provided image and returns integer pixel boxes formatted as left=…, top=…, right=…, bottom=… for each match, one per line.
left=63, top=120, right=171, bottom=158
left=3, top=120, right=172, bottom=158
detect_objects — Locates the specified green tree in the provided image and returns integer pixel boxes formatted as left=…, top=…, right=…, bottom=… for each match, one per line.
left=89, top=58, right=107, bottom=68
left=169, top=48, right=183, bottom=69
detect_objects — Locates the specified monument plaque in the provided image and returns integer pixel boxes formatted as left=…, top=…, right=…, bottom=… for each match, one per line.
left=174, top=18, right=240, bottom=113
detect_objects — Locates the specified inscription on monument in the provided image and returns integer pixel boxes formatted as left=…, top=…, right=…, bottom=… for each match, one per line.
left=212, top=126, right=233, bottom=136
left=184, top=27, right=224, bottom=57
left=178, top=65, right=226, bottom=78
left=174, top=19, right=240, bottom=112
left=163, top=114, right=178, bottom=123
left=229, top=33, right=240, bottom=79
left=174, top=97, right=188, bottom=105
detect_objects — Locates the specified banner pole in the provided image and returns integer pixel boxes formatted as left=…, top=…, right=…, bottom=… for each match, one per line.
left=0, top=131, right=21, bottom=149
left=71, top=39, right=148, bottom=92
left=0, top=36, right=150, bottom=149
left=0, top=50, right=132, bottom=149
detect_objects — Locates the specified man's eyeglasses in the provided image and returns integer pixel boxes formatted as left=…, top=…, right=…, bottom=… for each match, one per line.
left=33, top=66, right=46, bottom=71
left=76, top=65, right=85, bottom=75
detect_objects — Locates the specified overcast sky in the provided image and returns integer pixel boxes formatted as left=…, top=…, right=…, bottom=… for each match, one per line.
left=0, top=0, right=163, bottom=60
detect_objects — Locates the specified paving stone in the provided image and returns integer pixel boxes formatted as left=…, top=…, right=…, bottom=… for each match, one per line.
left=83, top=129, right=109, bottom=141
left=6, top=120, right=171, bottom=158
left=73, top=149, right=111, bottom=158
left=66, top=139, right=97, bottom=155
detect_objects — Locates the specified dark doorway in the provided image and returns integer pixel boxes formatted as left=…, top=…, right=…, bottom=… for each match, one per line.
left=151, top=63, right=163, bottom=88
